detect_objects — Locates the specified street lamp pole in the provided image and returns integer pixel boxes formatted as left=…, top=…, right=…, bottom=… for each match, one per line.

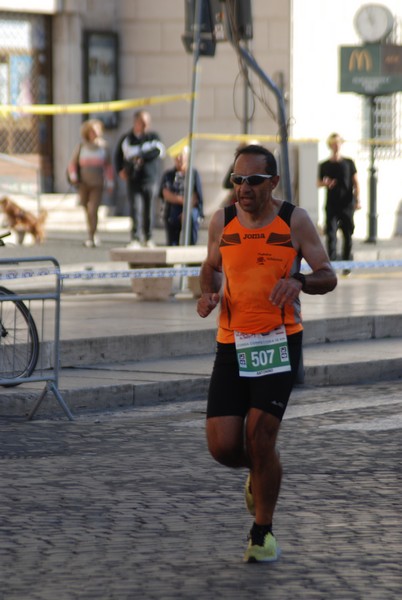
left=366, top=95, right=378, bottom=243
left=181, top=0, right=202, bottom=248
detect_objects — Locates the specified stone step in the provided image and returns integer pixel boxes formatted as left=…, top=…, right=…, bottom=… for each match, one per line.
left=17, top=313, right=402, bottom=372
left=1, top=334, right=402, bottom=419
left=0, top=193, right=131, bottom=233
left=54, top=313, right=402, bottom=368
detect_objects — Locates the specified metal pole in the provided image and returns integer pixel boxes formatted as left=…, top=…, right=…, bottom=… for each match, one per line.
left=181, top=0, right=202, bottom=247
left=176, top=0, right=203, bottom=296
left=366, top=95, right=377, bottom=243
left=242, top=40, right=251, bottom=135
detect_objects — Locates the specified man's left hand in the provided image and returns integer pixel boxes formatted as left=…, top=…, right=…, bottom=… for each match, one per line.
left=269, top=278, right=302, bottom=309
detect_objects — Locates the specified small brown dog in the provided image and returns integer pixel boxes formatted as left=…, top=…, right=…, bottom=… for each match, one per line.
left=0, top=196, right=47, bottom=244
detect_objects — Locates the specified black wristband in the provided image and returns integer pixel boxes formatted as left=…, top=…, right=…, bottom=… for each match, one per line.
left=291, top=272, right=306, bottom=291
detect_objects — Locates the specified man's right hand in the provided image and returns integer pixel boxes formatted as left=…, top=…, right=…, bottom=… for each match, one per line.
left=197, top=293, right=220, bottom=318
left=323, top=176, right=337, bottom=189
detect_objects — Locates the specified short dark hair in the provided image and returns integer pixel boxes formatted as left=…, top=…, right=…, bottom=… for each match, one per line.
left=234, top=144, right=278, bottom=176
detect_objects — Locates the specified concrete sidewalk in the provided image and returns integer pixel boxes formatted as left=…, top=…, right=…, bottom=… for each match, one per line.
left=1, top=217, right=402, bottom=418
left=1, top=270, right=402, bottom=419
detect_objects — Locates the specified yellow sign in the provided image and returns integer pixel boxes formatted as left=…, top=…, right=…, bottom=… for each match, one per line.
left=348, top=49, right=373, bottom=72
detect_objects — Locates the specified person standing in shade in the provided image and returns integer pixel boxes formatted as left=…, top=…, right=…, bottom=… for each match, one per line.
left=114, top=110, right=165, bottom=248
left=318, top=133, right=361, bottom=272
left=197, top=144, right=337, bottom=563
left=159, top=148, right=204, bottom=246
left=67, top=119, right=114, bottom=248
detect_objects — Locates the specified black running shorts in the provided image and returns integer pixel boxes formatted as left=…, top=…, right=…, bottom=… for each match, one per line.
left=206, top=331, right=303, bottom=421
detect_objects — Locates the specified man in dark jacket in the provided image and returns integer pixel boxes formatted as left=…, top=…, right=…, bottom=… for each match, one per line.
left=159, top=148, right=204, bottom=246
left=115, top=111, right=165, bottom=247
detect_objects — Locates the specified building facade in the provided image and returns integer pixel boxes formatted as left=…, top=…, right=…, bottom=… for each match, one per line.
left=0, top=0, right=401, bottom=239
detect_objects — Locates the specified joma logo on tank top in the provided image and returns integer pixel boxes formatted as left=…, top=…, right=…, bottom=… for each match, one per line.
left=243, top=233, right=265, bottom=239
left=220, top=231, right=293, bottom=247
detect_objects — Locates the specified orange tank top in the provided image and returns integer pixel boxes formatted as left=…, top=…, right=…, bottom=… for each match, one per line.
left=217, top=202, right=303, bottom=344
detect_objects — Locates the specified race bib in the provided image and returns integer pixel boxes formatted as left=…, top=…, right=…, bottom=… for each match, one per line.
left=234, top=325, right=291, bottom=378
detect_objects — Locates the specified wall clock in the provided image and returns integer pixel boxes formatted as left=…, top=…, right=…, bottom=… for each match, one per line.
left=354, top=4, right=394, bottom=43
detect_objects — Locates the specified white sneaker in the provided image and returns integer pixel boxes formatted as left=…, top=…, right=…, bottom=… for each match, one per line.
left=145, top=239, right=156, bottom=248
left=126, top=240, right=141, bottom=249
left=84, top=236, right=100, bottom=248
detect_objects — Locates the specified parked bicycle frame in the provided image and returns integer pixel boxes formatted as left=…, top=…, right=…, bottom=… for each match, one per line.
left=0, top=231, right=39, bottom=385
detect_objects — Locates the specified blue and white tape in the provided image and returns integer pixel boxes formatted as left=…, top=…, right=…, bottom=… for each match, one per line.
left=0, top=260, right=401, bottom=282
left=0, top=266, right=201, bottom=281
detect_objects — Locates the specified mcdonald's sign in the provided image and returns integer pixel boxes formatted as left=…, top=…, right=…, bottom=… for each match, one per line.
left=348, top=49, right=373, bottom=72
left=340, top=44, right=402, bottom=95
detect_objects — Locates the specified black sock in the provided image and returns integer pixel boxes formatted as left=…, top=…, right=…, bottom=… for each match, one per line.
left=250, top=522, right=273, bottom=544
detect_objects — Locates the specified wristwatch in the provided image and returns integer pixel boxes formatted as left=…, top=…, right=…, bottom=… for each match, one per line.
left=291, top=272, right=306, bottom=291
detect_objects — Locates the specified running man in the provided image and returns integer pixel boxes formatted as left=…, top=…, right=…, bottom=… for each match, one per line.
left=197, top=144, right=337, bottom=563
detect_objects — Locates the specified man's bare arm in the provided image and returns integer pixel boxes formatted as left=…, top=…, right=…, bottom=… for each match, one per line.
left=293, top=206, right=337, bottom=292
left=270, top=206, right=337, bottom=308
left=197, top=210, right=224, bottom=318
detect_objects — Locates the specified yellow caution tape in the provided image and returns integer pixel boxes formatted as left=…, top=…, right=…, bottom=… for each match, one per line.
left=0, top=93, right=194, bottom=116
left=166, top=137, right=190, bottom=157
left=194, top=133, right=321, bottom=144
left=166, top=133, right=321, bottom=156
left=166, top=133, right=402, bottom=156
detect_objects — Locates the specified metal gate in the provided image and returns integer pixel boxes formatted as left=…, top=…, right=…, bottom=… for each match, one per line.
left=0, top=255, right=73, bottom=420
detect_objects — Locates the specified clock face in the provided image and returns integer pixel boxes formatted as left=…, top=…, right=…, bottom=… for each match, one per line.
left=354, top=4, right=394, bottom=42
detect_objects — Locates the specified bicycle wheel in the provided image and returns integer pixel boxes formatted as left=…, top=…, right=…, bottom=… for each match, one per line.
left=0, top=286, right=40, bottom=386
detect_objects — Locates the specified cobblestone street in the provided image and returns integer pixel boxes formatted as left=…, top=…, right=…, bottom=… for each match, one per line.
left=1, top=379, right=402, bottom=599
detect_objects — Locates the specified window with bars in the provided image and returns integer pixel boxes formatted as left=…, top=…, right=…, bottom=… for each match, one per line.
left=361, top=17, right=402, bottom=160
left=362, top=94, right=402, bottom=159
left=0, top=12, right=53, bottom=191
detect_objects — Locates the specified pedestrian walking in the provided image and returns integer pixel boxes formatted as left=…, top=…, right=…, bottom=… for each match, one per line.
left=67, top=118, right=114, bottom=247
left=114, top=110, right=165, bottom=248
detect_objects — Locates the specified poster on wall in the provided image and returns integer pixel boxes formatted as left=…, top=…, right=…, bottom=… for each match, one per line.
left=83, top=31, right=119, bottom=129
left=10, top=54, right=33, bottom=122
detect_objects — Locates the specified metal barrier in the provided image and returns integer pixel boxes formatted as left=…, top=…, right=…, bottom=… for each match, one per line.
left=0, top=256, right=73, bottom=421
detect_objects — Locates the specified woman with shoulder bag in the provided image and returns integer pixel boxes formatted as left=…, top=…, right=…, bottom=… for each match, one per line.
left=67, top=119, right=114, bottom=247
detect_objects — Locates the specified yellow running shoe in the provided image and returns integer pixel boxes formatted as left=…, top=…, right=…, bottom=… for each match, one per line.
left=245, top=473, right=255, bottom=516
left=244, top=530, right=280, bottom=563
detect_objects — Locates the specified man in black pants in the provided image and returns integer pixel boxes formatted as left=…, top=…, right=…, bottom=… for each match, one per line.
left=318, top=133, right=361, bottom=273
left=115, top=110, right=165, bottom=248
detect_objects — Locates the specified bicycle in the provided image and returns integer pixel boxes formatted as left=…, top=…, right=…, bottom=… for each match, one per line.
left=0, top=231, right=40, bottom=385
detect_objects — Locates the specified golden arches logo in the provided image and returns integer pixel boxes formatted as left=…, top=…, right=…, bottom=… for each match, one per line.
left=348, top=49, right=373, bottom=72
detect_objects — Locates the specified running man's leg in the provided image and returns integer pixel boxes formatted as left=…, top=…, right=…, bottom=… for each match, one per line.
left=206, top=416, right=249, bottom=468
left=245, top=409, right=281, bottom=525
left=206, top=342, right=249, bottom=468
